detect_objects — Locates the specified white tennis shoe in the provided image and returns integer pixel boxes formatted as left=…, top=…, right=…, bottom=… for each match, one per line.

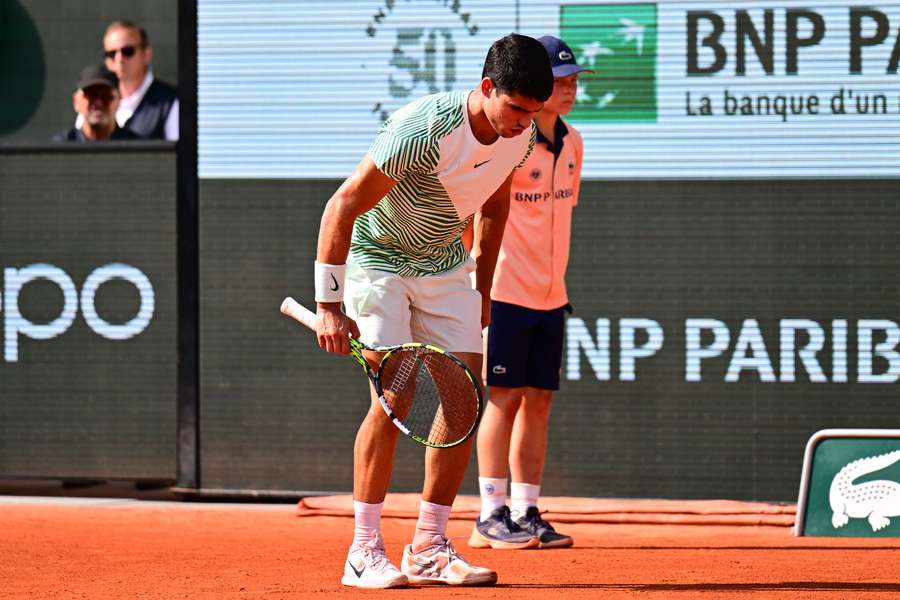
left=401, top=535, right=498, bottom=586
left=341, top=532, right=408, bottom=589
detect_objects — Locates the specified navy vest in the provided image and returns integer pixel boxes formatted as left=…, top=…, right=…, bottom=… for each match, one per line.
left=125, top=79, right=177, bottom=140
left=53, top=126, right=141, bottom=142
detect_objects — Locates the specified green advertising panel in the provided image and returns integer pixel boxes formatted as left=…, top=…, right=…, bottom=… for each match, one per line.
left=560, top=3, right=658, bottom=122
left=799, top=432, right=900, bottom=537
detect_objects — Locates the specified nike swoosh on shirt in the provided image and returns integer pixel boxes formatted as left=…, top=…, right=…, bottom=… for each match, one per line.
left=474, top=160, right=491, bottom=168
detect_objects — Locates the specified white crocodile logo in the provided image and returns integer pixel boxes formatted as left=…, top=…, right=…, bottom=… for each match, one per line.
left=830, top=450, right=900, bottom=532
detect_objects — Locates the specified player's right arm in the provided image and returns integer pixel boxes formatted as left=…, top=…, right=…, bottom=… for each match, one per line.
left=315, top=156, right=396, bottom=355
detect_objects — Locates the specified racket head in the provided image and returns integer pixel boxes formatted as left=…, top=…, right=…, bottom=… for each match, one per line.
left=375, top=343, right=483, bottom=448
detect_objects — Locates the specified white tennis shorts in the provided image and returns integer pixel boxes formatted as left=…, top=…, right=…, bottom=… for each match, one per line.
left=344, top=258, right=483, bottom=353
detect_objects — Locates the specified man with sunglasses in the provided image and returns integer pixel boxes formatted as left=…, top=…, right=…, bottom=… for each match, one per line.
left=55, top=65, right=140, bottom=142
left=74, top=21, right=178, bottom=140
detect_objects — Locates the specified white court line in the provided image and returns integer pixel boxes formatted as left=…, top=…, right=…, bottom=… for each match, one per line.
left=0, top=495, right=298, bottom=511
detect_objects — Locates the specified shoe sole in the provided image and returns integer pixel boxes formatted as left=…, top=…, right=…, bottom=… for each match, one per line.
left=406, top=572, right=498, bottom=586
left=340, top=574, right=408, bottom=589
left=467, top=529, right=540, bottom=550
left=537, top=537, right=574, bottom=549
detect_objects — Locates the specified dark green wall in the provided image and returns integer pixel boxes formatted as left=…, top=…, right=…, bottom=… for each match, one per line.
left=198, top=178, right=900, bottom=501
left=0, top=147, right=177, bottom=479
left=0, top=0, right=177, bottom=142
left=4, top=156, right=897, bottom=498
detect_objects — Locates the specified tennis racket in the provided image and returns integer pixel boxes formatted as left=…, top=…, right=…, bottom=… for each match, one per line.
left=280, top=297, right=483, bottom=448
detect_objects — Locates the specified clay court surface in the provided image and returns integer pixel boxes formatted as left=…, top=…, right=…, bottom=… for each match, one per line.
left=2, top=492, right=899, bottom=600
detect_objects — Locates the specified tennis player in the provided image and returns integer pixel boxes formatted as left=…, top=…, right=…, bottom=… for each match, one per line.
left=470, top=36, right=589, bottom=551
left=311, top=34, right=553, bottom=588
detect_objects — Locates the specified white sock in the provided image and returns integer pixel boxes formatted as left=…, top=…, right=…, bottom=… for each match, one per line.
left=414, top=500, right=451, bottom=541
left=478, top=476, right=508, bottom=521
left=416, top=500, right=451, bottom=536
left=352, top=500, right=383, bottom=548
left=510, top=482, right=540, bottom=520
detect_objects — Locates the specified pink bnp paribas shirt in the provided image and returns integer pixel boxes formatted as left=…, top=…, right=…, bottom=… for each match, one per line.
left=491, top=120, right=583, bottom=311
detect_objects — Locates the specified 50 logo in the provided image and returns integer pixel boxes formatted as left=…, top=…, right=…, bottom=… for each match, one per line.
left=365, top=0, right=481, bottom=122
left=1, top=263, right=155, bottom=363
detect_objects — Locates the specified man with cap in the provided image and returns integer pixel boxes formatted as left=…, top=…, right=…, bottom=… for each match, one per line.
left=55, top=65, right=140, bottom=141
left=469, top=35, right=591, bottom=551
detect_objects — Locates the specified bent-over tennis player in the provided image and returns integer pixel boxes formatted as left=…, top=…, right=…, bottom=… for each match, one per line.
left=309, top=34, right=553, bottom=588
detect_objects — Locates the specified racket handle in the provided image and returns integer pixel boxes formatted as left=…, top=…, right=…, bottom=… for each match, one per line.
left=280, top=297, right=317, bottom=331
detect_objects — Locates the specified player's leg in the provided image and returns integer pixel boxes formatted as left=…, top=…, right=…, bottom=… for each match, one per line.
left=341, top=263, right=411, bottom=588
left=353, top=374, right=402, bottom=503
left=343, top=384, right=409, bottom=588
left=419, top=353, right=479, bottom=506
left=400, top=262, right=499, bottom=585
left=508, top=306, right=573, bottom=548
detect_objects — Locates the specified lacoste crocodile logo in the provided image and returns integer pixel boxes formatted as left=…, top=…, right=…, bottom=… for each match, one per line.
left=830, top=450, right=900, bottom=532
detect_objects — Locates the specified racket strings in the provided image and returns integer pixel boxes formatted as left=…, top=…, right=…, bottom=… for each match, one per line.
left=380, top=348, right=479, bottom=446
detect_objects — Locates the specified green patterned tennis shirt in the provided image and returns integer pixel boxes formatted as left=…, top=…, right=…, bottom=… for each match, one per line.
left=352, top=91, right=535, bottom=277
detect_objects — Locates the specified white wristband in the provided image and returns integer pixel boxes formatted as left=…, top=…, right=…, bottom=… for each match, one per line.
left=314, top=261, right=346, bottom=303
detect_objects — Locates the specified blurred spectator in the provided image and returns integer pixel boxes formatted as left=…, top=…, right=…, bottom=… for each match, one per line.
left=74, top=20, right=179, bottom=140
left=54, top=65, right=140, bottom=141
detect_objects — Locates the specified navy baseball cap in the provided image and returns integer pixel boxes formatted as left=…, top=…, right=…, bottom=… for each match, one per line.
left=538, top=35, right=594, bottom=77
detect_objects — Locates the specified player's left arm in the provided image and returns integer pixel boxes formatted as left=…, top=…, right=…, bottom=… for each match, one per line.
left=471, top=170, right=513, bottom=329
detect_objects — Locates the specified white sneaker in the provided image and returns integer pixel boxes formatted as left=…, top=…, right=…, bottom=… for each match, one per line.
left=341, top=532, right=408, bottom=589
left=401, top=535, right=497, bottom=586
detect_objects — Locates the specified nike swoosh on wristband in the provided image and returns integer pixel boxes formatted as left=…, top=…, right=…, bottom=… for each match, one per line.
left=474, top=160, right=491, bottom=168
left=349, top=561, right=365, bottom=578
left=330, top=273, right=339, bottom=292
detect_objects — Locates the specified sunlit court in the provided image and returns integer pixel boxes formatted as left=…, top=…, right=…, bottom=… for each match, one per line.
left=3, top=0, right=900, bottom=597
left=4, top=491, right=900, bottom=599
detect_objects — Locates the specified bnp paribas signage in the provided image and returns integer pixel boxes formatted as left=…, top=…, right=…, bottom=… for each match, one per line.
left=197, top=1, right=900, bottom=178
left=525, top=1, right=900, bottom=178
left=681, top=5, right=900, bottom=120
left=561, top=3, right=659, bottom=122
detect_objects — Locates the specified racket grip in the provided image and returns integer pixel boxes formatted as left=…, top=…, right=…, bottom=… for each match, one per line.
left=280, top=297, right=317, bottom=331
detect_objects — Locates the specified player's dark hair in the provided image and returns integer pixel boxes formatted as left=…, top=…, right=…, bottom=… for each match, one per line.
left=482, top=34, right=553, bottom=102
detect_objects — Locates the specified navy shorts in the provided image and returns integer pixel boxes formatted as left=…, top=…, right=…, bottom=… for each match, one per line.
left=486, top=300, right=567, bottom=390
